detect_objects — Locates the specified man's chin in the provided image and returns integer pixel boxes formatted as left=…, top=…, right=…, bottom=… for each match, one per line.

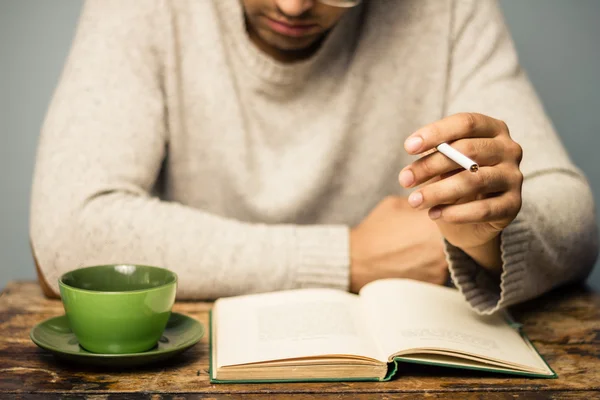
left=262, top=31, right=323, bottom=53
left=270, top=40, right=318, bottom=52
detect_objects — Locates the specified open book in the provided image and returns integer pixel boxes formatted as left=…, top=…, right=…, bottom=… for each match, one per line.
left=209, top=279, right=555, bottom=383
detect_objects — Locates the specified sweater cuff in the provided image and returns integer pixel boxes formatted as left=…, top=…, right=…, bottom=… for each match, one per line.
left=446, top=216, right=531, bottom=315
left=292, top=225, right=351, bottom=291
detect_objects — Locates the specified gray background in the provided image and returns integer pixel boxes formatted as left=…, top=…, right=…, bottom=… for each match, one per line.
left=1, top=0, right=599, bottom=290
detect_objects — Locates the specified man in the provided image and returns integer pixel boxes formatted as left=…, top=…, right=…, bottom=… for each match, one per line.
left=30, top=0, right=598, bottom=314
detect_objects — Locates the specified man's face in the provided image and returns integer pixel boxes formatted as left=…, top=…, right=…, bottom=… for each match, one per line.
left=242, top=0, right=350, bottom=53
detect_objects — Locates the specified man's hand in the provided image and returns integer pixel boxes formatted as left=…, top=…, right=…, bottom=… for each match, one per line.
left=349, top=196, right=449, bottom=293
left=398, top=113, right=524, bottom=272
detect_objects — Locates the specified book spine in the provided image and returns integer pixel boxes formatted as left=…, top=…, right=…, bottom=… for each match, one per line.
left=381, top=359, right=399, bottom=381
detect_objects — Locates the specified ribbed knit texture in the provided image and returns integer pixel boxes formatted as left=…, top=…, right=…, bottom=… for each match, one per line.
left=30, top=0, right=598, bottom=312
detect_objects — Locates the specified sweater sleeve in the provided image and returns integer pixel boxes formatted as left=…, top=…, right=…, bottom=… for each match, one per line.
left=444, top=0, right=598, bottom=314
left=29, top=0, right=350, bottom=299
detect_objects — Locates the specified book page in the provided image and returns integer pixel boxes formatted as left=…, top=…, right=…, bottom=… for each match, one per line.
left=359, top=279, right=548, bottom=371
left=214, top=288, right=383, bottom=368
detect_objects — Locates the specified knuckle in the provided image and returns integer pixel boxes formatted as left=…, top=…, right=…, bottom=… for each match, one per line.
left=515, top=169, right=524, bottom=186
left=419, top=155, right=436, bottom=177
left=508, top=167, right=524, bottom=187
left=459, top=139, right=478, bottom=159
left=477, top=202, right=493, bottom=220
left=515, top=198, right=523, bottom=215
left=513, top=142, right=524, bottom=163
left=471, top=169, right=487, bottom=189
left=509, top=192, right=523, bottom=213
left=420, top=186, right=435, bottom=205
left=442, top=210, right=459, bottom=223
left=427, top=122, right=443, bottom=143
left=460, top=112, right=477, bottom=132
left=498, top=119, right=510, bottom=134
left=450, top=177, right=465, bottom=199
left=503, top=138, right=523, bottom=162
left=499, top=203, right=512, bottom=220
left=492, top=194, right=521, bottom=221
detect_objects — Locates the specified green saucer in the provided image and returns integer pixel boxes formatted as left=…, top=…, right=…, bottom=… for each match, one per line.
left=30, top=312, right=203, bottom=368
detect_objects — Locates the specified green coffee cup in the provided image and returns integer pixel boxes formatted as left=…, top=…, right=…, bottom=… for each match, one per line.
left=59, top=264, right=177, bottom=354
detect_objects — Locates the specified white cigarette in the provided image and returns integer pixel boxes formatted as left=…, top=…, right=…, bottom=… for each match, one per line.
left=436, top=142, right=479, bottom=172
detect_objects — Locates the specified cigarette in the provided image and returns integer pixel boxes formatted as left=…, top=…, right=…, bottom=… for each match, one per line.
left=436, top=143, right=479, bottom=172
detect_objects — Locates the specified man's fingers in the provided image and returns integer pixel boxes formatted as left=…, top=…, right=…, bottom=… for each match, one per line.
left=428, top=193, right=522, bottom=225
left=404, top=113, right=507, bottom=155
left=407, top=167, right=510, bottom=209
left=399, top=138, right=504, bottom=188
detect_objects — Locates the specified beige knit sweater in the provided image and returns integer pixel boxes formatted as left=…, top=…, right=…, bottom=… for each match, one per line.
left=30, top=0, right=598, bottom=314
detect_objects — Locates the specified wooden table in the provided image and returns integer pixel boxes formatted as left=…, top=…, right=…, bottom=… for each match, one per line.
left=1, top=281, right=599, bottom=399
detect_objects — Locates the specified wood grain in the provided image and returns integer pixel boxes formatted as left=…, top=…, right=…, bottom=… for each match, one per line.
left=1, top=281, right=599, bottom=398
